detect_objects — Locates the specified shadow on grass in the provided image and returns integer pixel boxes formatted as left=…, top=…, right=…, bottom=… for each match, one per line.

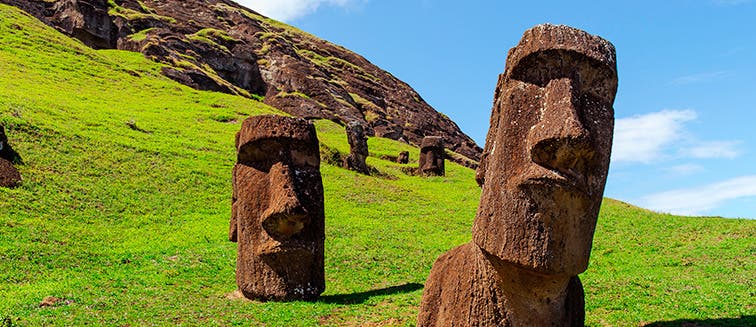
left=643, top=316, right=755, bottom=327
left=319, top=283, right=423, bottom=305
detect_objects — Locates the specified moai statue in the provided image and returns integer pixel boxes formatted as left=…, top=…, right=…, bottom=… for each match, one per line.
left=0, top=125, right=21, bottom=188
left=418, top=136, right=445, bottom=176
left=343, top=121, right=370, bottom=175
left=397, top=151, right=409, bottom=164
left=229, top=115, right=325, bottom=301
left=418, top=24, right=617, bottom=326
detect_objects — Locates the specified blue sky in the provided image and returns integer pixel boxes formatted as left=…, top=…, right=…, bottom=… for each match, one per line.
left=240, top=0, right=756, bottom=219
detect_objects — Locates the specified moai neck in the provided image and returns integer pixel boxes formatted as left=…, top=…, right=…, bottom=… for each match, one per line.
left=486, top=252, right=572, bottom=326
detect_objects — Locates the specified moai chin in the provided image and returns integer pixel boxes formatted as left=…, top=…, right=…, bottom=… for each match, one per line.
left=418, top=136, right=445, bottom=176
left=230, top=115, right=325, bottom=301
left=343, top=121, right=370, bottom=175
left=0, top=125, right=21, bottom=188
left=397, top=151, right=409, bottom=164
left=418, top=24, right=617, bottom=326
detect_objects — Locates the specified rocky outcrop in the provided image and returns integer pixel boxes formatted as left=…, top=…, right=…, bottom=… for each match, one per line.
left=3, top=0, right=482, bottom=161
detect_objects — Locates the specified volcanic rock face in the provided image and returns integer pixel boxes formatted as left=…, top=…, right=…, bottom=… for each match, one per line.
left=0, top=125, right=21, bottom=188
left=418, top=24, right=617, bottom=326
left=229, top=115, right=325, bottom=301
left=418, top=136, right=445, bottom=176
left=2, top=0, right=482, bottom=162
left=343, top=121, right=370, bottom=175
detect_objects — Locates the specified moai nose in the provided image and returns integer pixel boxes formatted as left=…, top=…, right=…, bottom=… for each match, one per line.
left=527, top=78, right=595, bottom=174
left=261, top=162, right=310, bottom=239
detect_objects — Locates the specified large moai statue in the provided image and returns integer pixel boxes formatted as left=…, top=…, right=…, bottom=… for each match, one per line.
left=418, top=136, right=445, bottom=176
left=0, top=125, right=21, bottom=188
left=229, top=115, right=325, bottom=301
left=418, top=24, right=617, bottom=326
left=343, top=121, right=370, bottom=175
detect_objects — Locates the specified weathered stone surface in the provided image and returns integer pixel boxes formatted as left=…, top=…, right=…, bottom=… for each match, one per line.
left=418, top=24, right=617, bottom=326
left=418, top=136, right=444, bottom=176
left=2, top=0, right=482, bottom=162
left=343, top=121, right=370, bottom=175
left=230, top=115, right=325, bottom=301
left=0, top=158, right=21, bottom=188
left=397, top=151, right=409, bottom=164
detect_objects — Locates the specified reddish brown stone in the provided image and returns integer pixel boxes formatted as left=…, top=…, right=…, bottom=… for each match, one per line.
left=418, top=136, right=445, bottom=176
left=343, top=121, right=370, bottom=175
left=419, top=24, right=617, bottom=326
left=397, top=151, right=409, bottom=164
left=0, top=158, right=21, bottom=188
left=229, top=115, right=325, bottom=301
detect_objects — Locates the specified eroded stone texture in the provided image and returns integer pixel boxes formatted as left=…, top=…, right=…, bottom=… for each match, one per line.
left=418, top=136, right=445, bottom=176
left=418, top=24, right=617, bottom=326
left=0, top=125, right=21, bottom=188
left=397, top=151, right=409, bottom=164
left=343, top=121, right=370, bottom=175
left=230, top=115, right=325, bottom=301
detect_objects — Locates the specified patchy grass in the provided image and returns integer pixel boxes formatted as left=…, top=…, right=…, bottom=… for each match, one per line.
left=0, top=4, right=754, bottom=327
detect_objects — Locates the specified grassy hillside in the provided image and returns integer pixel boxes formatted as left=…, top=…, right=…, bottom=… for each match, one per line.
left=1, top=4, right=754, bottom=326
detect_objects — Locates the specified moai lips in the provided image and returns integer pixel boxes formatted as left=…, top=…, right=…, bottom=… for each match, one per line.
left=419, top=136, right=445, bottom=176
left=419, top=24, right=617, bottom=326
left=230, top=115, right=325, bottom=301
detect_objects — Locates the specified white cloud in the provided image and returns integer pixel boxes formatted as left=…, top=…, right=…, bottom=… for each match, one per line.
left=683, top=141, right=741, bottom=159
left=238, top=0, right=359, bottom=22
left=641, top=175, right=756, bottom=216
left=671, top=71, right=729, bottom=85
left=612, top=109, right=743, bottom=164
left=612, top=109, right=697, bottom=163
left=666, top=164, right=705, bottom=176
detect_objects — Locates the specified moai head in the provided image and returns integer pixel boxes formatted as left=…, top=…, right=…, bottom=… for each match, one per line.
left=419, top=136, right=445, bottom=176
left=472, top=24, right=617, bottom=276
left=344, top=121, right=370, bottom=174
left=230, top=115, right=325, bottom=301
left=397, top=151, right=409, bottom=164
left=346, top=121, right=368, bottom=157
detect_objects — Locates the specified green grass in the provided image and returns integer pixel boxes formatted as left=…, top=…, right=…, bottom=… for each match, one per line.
left=0, top=4, right=754, bottom=326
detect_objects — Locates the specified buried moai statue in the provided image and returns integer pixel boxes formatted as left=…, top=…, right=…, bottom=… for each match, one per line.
left=418, top=24, right=617, bottom=326
left=230, top=115, right=325, bottom=301
left=343, top=121, right=370, bottom=175
left=418, top=136, right=445, bottom=176
left=397, top=151, right=409, bottom=164
left=0, top=125, right=21, bottom=188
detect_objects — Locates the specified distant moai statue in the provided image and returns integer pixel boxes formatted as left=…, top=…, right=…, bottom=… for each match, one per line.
left=343, top=121, right=370, bottom=175
left=0, top=125, right=21, bottom=188
left=418, top=24, right=618, bottom=326
left=230, top=115, right=325, bottom=301
left=418, top=136, right=445, bottom=176
left=397, top=151, right=409, bottom=164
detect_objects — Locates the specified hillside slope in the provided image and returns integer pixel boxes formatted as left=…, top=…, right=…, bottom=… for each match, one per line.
left=1, top=0, right=482, bottom=162
left=1, top=5, right=754, bottom=327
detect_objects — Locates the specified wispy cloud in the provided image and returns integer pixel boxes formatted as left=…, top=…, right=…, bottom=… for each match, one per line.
left=238, top=0, right=363, bottom=22
left=612, top=109, right=742, bottom=164
left=683, top=141, right=741, bottom=159
left=666, top=164, right=705, bottom=176
left=671, top=71, right=729, bottom=85
left=612, top=109, right=696, bottom=163
left=712, top=0, right=753, bottom=6
left=641, top=175, right=756, bottom=216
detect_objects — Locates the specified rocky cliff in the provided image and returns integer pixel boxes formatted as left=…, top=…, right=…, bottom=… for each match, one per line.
left=3, top=0, right=481, bottom=161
